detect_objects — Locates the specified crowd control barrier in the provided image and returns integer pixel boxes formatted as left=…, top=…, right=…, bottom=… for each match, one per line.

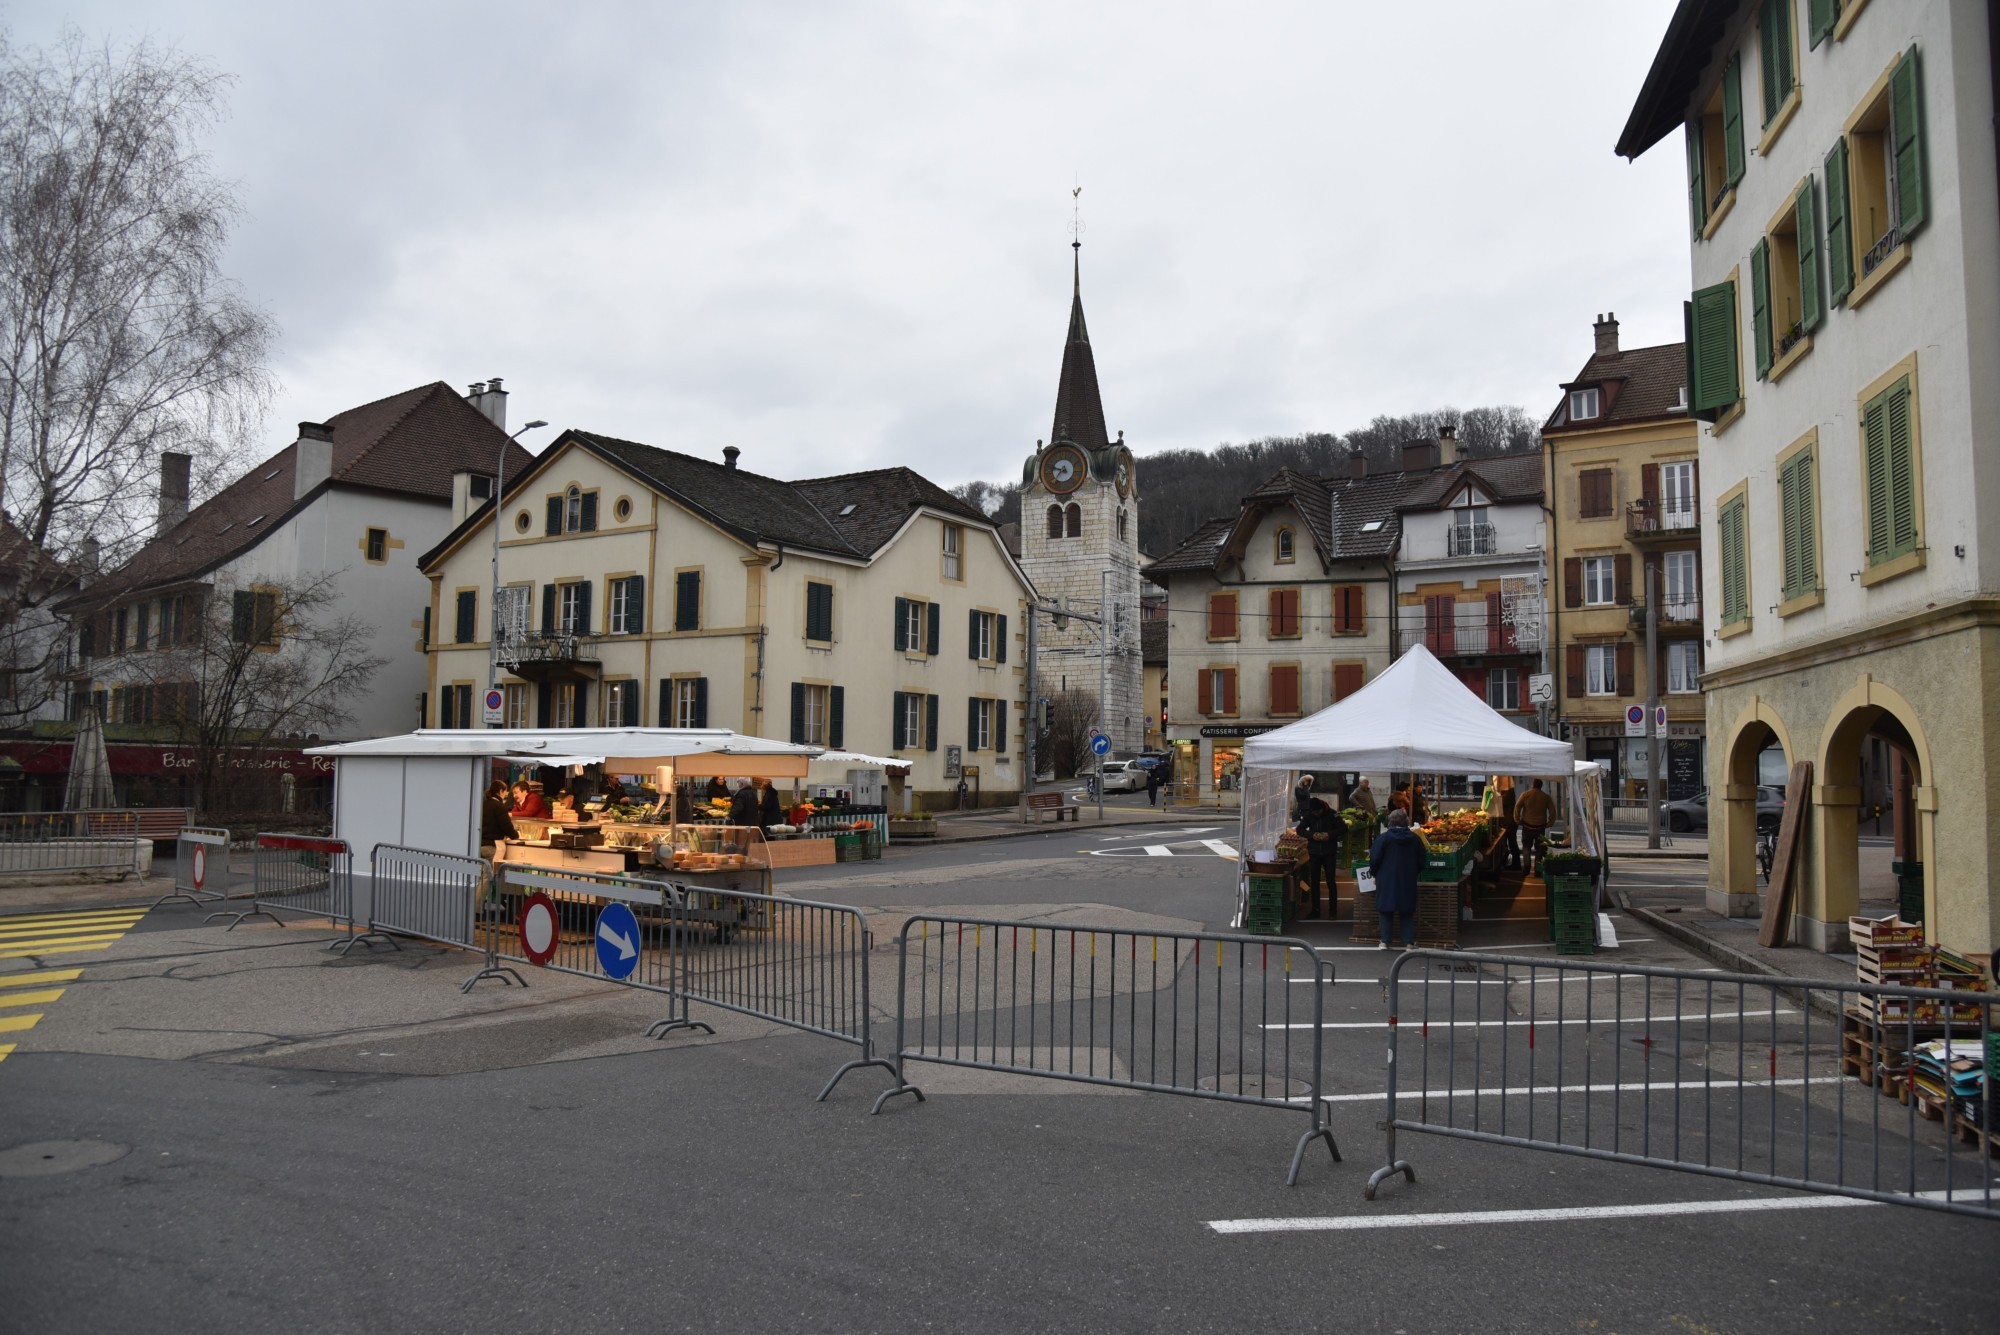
left=208, top=833, right=354, bottom=936
left=358, top=844, right=485, bottom=955
left=872, top=915, right=1341, bottom=1184
left=0, top=810, right=146, bottom=880
left=154, top=827, right=230, bottom=907
left=1364, top=950, right=1999, bottom=1220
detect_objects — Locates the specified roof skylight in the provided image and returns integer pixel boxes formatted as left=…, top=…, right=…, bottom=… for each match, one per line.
left=1360, top=520, right=1385, bottom=533
left=265, top=468, right=281, bottom=481
left=247, top=515, right=265, bottom=526
left=838, top=504, right=857, bottom=516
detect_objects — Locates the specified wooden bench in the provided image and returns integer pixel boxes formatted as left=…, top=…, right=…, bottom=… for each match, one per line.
left=80, top=808, right=191, bottom=844
left=1023, top=791, right=1078, bottom=823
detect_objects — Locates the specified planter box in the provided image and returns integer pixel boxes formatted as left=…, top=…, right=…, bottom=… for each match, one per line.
left=888, top=818, right=936, bottom=839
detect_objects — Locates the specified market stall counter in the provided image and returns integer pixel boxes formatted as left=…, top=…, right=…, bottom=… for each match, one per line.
left=495, top=821, right=772, bottom=896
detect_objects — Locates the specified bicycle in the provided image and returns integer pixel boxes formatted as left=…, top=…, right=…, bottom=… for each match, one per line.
left=1756, top=826, right=1777, bottom=883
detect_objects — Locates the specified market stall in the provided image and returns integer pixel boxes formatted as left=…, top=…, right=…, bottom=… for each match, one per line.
left=1236, top=646, right=1593, bottom=942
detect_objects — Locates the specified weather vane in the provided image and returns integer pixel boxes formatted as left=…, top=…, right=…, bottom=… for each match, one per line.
left=1070, top=182, right=1084, bottom=248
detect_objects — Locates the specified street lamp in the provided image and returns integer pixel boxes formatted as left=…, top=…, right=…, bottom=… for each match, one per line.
left=490, top=419, right=549, bottom=723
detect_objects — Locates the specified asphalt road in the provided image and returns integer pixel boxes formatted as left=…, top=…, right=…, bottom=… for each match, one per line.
left=1, top=835, right=1995, bottom=1333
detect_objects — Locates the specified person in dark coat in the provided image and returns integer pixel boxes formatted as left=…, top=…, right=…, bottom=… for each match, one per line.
left=1145, top=762, right=1161, bottom=807
left=728, top=780, right=760, bottom=826
left=757, top=779, right=784, bottom=826
left=1292, top=773, right=1316, bottom=820
left=1369, top=808, right=1425, bottom=949
left=480, top=781, right=517, bottom=856
left=1293, top=797, right=1344, bottom=920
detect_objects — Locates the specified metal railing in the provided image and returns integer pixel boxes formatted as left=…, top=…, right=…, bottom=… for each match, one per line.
left=0, top=810, right=145, bottom=878
left=1364, top=950, right=1999, bottom=1220
left=872, top=914, right=1341, bottom=1184
left=1446, top=523, right=1496, bottom=557
left=154, top=827, right=229, bottom=906
left=358, top=843, right=487, bottom=956
left=208, top=833, right=355, bottom=937
left=1625, top=500, right=1699, bottom=538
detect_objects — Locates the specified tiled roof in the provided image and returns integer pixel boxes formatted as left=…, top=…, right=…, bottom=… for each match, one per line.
left=1545, top=342, right=1688, bottom=432
left=1319, top=470, right=1417, bottom=559
left=791, top=468, right=988, bottom=555
left=1397, top=452, right=1545, bottom=509
left=1143, top=516, right=1235, bottom=576
left=1241, top=467, right=1338, bottom=562
left=79, top=382, right=530, bottom=604
left=1049, top=253, right=1111, bottom=452
left=1616, top=0, right=1733, bottom=159
left=1140, top=618, right=1168, bottom=665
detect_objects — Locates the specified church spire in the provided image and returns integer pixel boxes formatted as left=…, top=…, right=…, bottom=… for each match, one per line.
left=1050, top=239, right=1110, bottom=451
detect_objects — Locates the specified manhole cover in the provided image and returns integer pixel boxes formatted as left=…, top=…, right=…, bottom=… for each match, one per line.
left=1195, top=1073, right=1310, bottom=1098
left=0, top=1139, right=130, bottom=1178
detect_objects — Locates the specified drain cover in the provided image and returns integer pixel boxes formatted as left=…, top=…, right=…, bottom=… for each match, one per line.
left=0, top=1139, right=130, bottom=1178
left=1195, top=1073, right=1311, bottom=1098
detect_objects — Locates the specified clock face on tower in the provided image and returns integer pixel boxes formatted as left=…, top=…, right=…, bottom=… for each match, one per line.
left=1040, top=444, right=1088, bottom=495
left=1114, top=447, right=1135, bottom=499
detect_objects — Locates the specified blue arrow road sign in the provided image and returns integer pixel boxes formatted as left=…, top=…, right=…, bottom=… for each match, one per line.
left=595, top=901, right=640, bottom=980
left=1091, top=733, right=1111, bottom=756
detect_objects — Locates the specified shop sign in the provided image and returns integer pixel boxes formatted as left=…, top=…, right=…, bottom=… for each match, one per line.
left=1198, top=725, right=1274, bottom=739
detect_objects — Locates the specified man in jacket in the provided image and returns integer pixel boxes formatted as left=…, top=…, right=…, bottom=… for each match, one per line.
left=1293, top=797, right=1344, bottom=920
left=1515, top=778, right=1556, bottom=874
left=728, top=780, right=761, bottom=827
left=757, top=779, right=784, bottom=827
left=1369, top=808, right=1424, bottom=949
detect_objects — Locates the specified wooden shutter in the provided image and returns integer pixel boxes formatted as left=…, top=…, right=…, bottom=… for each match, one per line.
left=1825, top=138, right=1854, bottom=306
left=573, top=683, right=589, bottom=728
left=1565, top=645, right=1585, bottom=698
left=895, top=598, right=910, bottom=652
left=1614, top=554, right=1633, bottom=605
left=891, top=692, right=906, bottom=750
left=1208, top=591, right=1238, bottom=640
left=1685, top=121, right=1707, bottom=238
left=1486, top=591, right=1506, bottom=652
left=1333, top=662, right=1363, bottom=702
left=967, top=608, right=979, bottom=659
left=1750, top=237, right=1773, bottom=380
left=573, top=581, right=592, bottom=634
left=579, top=492, right=598, bottom=532
left=439, top=686, right=454, bottom=730
left=1424, top=595, right=1453, bottom=654
left=1564, top=558, right=1583, bottom=609
left=1220, top=669, right=1238, bottom=715
left=995, top=699, right=1007, bottom=754
left=790, top=682, right=806, bottom=744
left=1808, top=0, right=1837, bottom=47
left=967, top=697, right=979, bottom=750
left=1890, top=47, right=1928, bottom=238
left=537, top=681, right=552, bottom=727
left=829, top=686, right=844, bottom=750
left=692, top=677, right=707, bottom=728
left=661, top=679, right=674, bottom=729
left=1863, top=391, right=1892, bottom=561
left=675, top=571, right=700, bottom=631
left=1460, top=667, right=1485, bottom=697
left=1269, top=587, right=1299, bottom=638
left=1721, top=500, right=1748, bottom=624
left=926, top=600, right=940, bottom=655
left=1269, top=664, right=1299, bottom=715
left=1641, top=462, right=1660, bottom=512
left=545, top=496, right=562, bottom=536
left=1616, top=643, right=1635, bottom=697
left=1721, top=53, right=1745, bottom=186
left=1689, top=281, right=1740, bottom=417
left=1795, top=178, right=1823, bottom=332
left=1334, top=585, right=1362, bottom=634
left=925, top=694, right=939, bottom=751
left=1759, top=0, right=1791, bottom=124
left=541, top=584, right=557, bottom=634
left=1794, top=455, right=1816, bottom=594
left=996, top=614, right=1007, bottom=664
left=456, top=590, right=477, bottom=644
left=1886, top=380, right=1917, bottom=557
left=1197, top=669, right=1213, bottom=716
left=1779, top=461, right=1801, bottom=597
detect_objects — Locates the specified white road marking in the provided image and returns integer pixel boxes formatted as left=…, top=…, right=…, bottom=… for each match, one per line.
left=1263, top=1009, right=1796, bottom=1030
left=1207, top=1188, right=1991, bottom=1234
left=1200, top=839, right=1238, bottom=859
left=1290, top=975, right=1623, bottom=987
left=1145, top=845, right=1173, bottom=857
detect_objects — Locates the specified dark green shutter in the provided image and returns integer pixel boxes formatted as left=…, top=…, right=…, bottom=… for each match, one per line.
left=1689, top=281, right=1740, bottom=417
left=629, top=576, right=645, bottom=633
left=1750, top=238, right=1773, bottom=379
left=536, top=682, right=551, bottom=727
left=573, top=684, right=588, bottom=728
left=693, top=677, right=707, bottom=728
left=420, top=606, right=430, bottom=650
left=1796, top=177, right=1823, bottom=332
left=995, top=699, right=1007, bottom=754
left=660, top=678, right=672, bottom=728
left=1808, top=0, right=1837, bottom=47
left=1721, top=54, right=1745, bottom=187
left=1720, top=500, right=1748, bottom=624
left=675, top=571, right=700, bottom=631
left=1759, top=0, right=1793, bottom=125
left=894, top=597, right=909, bottom=651
left=546, top=496, right=562, bottom=536
left=1759, top=0, right=1780, bottom=123
left=926, top=601, right=940, bottom=656
left=790, top=682, right=806, bottom=743
left=891, top=692, right=906, bottom=750
left=541, top=584, right=556, bottom=634
left=1863, top=392, right=1892, bottom=561
left=1686, top=121, right=1706, bottom=238
left=828, top=686, right=844, bottom=749
left=1890, top=46, right=1928, bottom=238
left=1825, top=138, right=1854, bottom=305
left=995, top=614, right=1007, bottom=664
left=439, top=687, right=453, bottom=730
left=1886, top=380, right=1917, bottom=557
left=574, top=581, right=591, bottom=634
left=925, top=694, right=938, bottom=752
left=456, top=590, right=477, bottom=643
left=967, top=608, right=980, bottom=660
left=579, top=492, right=598, bottom=532
left=1796, top=454, right=1816, bottom=594
left=967, top=697, right=979, bottom=750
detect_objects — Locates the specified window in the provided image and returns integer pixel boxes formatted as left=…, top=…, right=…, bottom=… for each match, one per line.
left=515, top=510, right=532, bottom=533
left=1331, top=585, right=1364, bottom=635
left=1830, top=47, right=1928, bottom=304
left=1685, top=53, right=1746, bottom=237
left=231, top=589, right=278, bottom=646
left=1046, top=505, right=1064, bottom=540
left=1582, top=556, right=1617, bottom=606
left=438, top=683, right=473, bottom=730
left=1585, top=645, right=1620, bottom=697
left=893, top=596, right=939, bottom=654
left=1753, top=178, right=1824, bottom=380
left=1267, top=587, right=1300, bottom=639
left=1664, top=550, right=1701, bottom=620
left=135, top=603, right=151, bottom=651
left=112, top=607, right=128, bottom=653
left=790, top=682, right=843, bottom=747
left=941, top=524, right=962, bottom=580
left=365, top=528, right=388, bottom=563
left=1206, top=591, right=1239, bottom=641
left=546, top=486, right=599, bottom=535
left=1568, top=388, right=1601, bottom=421
left=470, top=475, right=494, bottom=501
left=551, top=681, right=580, bottom=728
left=1578, top=469, right=1614, bottom=519
left=1758, top=0, right=1798, bottom=130
left=494, top=585, right=531, bottom=646
left=1718, top=492, right=1750, bottom=627
left=804, top=582, right=835, bottom=642
left=565, top=487, right=582, bottom=533
left=613, top=496, right=632, bottom=521
left=1660, top=461, right=1698, bottom=528
left=455, top=589, right=478, bottom=644
left=503, top=683, right=532, bottom=729
left=1861, top=370, right=1920, bottom=571
left=1686, top=278, right=1741, bottom=421
left=1196, top=667, right=1239, bottom=717
left=1808, top=0, right=1866, bottom=49
left=1117, top=510, right=1128, bottom=543
left=1449, top=504, right=1492, bottom=556
left=1486, top=667, right=1520, bottom=713
left=967, top=609, right=1006, bottom=663
left=1268, top=664, right=1301, bottom=716
left=156, top=595, right=181, bottom=649
left=674, top=570, right=701, bottom=632
left=1331, top=662, right=1365, bottom=702
left=966, top=697, right=1005, bottom=752
left=554, top=582, right=591, bottom=634
left=604, top=679, right=639, bottom=727
left=608, top=576, right=646, bottom=635
left=1275, top=527, right=1295, bottom=563
left=1778, top=446, right=1820, bottom=602
left=665, top=676, right=708, bottom=728
left=1064, top=504, right=1081, bottom=538
left=1668, top=641, right=1703, bottom=695
left=891, top=691, right=924, bottom=750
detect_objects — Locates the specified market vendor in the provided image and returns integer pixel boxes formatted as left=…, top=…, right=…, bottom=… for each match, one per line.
left=757, top=778, right=784, bottom=827
left=1352, top=778, right=1377, bottom=815
left=510, top=779, right=549, bottom=819
left=705, top=776, right=730, bottom=804
left=728, top=779, right=760, bottom=826
left=1515, top=778, right=1555, bottom=874
left=1293, top=797, right=1343, bottom=920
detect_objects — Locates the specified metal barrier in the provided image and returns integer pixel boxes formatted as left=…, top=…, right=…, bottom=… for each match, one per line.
left=207, top=834, right=355, bottom=938
left=154, top=827, right=230, bottom=906
left=360, top=843, right=486, bottom=955
left=873, top=915, right=1341, bottom=1184
left=1364, top=950, right=1998, bottom=1220
left=0, top=810, right=145, bottom=878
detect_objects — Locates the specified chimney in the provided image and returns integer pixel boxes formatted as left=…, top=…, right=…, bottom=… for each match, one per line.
left=1401, top=440, right=1439, bottom=473
left=468, top=377, right=508, bottom=429
left=293, top=422, right=334, bottom=501
left=158, top=452, right=191, bottom=532
left=1593, top=312, right=1620, bottom=357
left=1347, top=451, right=1366, bottom=480
left=1437, top=423, right=1459, bottom=469
left=78, top=537, right=100, bottom=577
left=722, top=446, right=740, bottom=470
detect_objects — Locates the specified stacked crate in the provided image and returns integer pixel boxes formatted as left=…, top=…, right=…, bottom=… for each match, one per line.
left=1244, top=874, right=1287, bottom=936
left=1851, top=916, right=1931, bottom=1022
left=1547, top=874, right=1597, bottom=955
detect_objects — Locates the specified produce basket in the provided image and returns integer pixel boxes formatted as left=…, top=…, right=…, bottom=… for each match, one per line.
left=834, top=833, right=864, bottom=862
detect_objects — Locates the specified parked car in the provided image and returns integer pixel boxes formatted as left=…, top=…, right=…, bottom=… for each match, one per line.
left=1099, top=760, right=1148, bottom=793
left=1658, top=786, right=1786, bottom=833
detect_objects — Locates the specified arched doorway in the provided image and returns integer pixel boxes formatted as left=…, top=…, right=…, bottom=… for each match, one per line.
left=1815, top=680, right=1933, bottom=949
left=1716, top=702, right=1791, bottom=917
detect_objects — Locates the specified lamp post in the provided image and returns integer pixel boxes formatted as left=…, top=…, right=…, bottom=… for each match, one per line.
left=490, top=420, right=549, bottom=724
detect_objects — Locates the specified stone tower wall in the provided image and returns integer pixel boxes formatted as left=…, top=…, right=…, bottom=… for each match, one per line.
left=1021, top=471, right=1145, bottom=756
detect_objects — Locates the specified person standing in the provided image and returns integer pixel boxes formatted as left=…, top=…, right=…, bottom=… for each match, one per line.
left=757, top=778, right=784, bottom=827
left=1293, top=797, right=1343, bottom=920
left=1145, top=762, right=1161, bottom=807
left=728, top=779, right=760, bottom=826
left=1293, top=773, right=1316, bottom=820
left=1369, top=808, right=1424, bottom=949
left=480, top=781, right=517, bottom=859
left=1352, top=778, right=1377, bottom=816
left=1515, top=778, right=1556, bottom=875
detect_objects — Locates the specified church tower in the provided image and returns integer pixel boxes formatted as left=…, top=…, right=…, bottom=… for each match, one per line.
left=1019, top=242, right=1143, bottom=757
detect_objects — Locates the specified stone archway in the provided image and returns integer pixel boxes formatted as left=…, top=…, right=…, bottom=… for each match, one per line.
left=1712, top=699, right=1793, bottom=918
left=1811, top=677, right=1934, bottom=949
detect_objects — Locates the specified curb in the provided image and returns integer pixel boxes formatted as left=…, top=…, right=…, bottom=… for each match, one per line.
left=1623, top=904, right=1846, bottom=1021
left=899, top=812, right=1228, bottom=850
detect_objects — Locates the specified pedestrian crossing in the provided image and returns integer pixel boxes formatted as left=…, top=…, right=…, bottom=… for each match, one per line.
left=1087, top=838, right=1239, bottom=859
left=0, top=906, right=149, bottom=959
left=0, top=967, right=85, bottom=1065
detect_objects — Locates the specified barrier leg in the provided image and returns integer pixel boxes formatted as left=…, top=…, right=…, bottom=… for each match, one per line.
left=868, top=1074, right=926, bottom=1115
left=1289, top=1123, right=1342, bottom=1186
left=1364, top=1124, right=1418, bottom=1200
left=206, top=905, right=281, bottom=930
left=1364, top=991, right=1417, bottom=1200
left=461, top=898, right=523, bottom=990
left=814, top=1054, right=901, bottom=1103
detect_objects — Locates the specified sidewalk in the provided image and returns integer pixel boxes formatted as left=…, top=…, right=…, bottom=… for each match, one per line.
left=914, top=801, right=1232, bottom=846
left=1615, top=862, right=1875, bottom=995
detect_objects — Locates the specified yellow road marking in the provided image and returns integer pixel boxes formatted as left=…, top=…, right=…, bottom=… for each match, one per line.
left=0, top=909, right=148, bottom=926
left=0, top=1013, right=43, bottom=1033
left=0, top=932, right=131, bottom=949
left=0, top=989, right=65, bottom=1008
left=0, top=943, right=130, bottom=959
left=0, top=969, right=83, bottom=987
left=0, top=1043, right=14, bottom=1064
left=0, top=919, right=141, bottom=939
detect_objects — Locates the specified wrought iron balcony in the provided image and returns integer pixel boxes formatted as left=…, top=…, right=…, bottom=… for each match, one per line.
left=1625, top=500, right=1698, bottom=541
left=497, top=631, right=600, bottom=679
left=1446, top=523, right=1497, bottom=557
left=1629, top=599, right=1702, bottom=628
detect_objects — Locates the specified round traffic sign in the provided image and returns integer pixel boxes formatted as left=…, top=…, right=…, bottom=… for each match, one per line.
left=519, top=892, right=559, bottom=966
left=1091, top=733, right=1112, bottom=756
left=190, top=845, right=207, bottom=889
left=484, top=688, right=505, bottom=712
left=1626, top=705, right=1646, bottom=726
left=594, top=901, right=641, bottom=980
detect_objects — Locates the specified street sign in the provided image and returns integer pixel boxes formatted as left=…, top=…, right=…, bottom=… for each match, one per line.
left=1655, top=705, right=1669, bottom=739
left=1527, top=673, right=1554, bottom=706
left=1091, top=732, right=1112, bottom=756
left=594, top=901, right=640, bottom=980
left=1624, top=704, right=1647, bottom=738
left=190, top=844, right=207, bottom=891
left=519, top=892, right=559, bottom=967
left=483, top=687, right=505, bottom=725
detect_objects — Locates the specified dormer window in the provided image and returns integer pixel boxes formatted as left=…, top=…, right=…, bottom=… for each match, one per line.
left=1274, top=526, right=1295, bottom=563
left=1569, top=388, right=1602, bottom=421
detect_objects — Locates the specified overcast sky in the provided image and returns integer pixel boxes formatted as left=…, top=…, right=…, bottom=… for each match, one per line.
left=12, top=1, right=1687, bottom=489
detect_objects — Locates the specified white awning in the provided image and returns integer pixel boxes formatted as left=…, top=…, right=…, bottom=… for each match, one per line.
left=308, top=728, right=822, bottom=778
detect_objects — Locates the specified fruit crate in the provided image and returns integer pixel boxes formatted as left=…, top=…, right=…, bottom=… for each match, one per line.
left=834, top=833, right=864, bottom=862
left=1419, top=842, right=1471, bottom=883
left=1244, top=905, right=1284, bottom=936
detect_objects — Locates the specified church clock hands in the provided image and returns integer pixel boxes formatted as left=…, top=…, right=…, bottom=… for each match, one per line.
left=1040, top=443, right=1089, bottom=495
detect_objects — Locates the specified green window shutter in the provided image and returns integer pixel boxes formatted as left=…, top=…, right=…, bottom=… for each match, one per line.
left=545, top=496, right=562, bottom=536
left=1808, top=0, right=1837, bottom=48
left=625, top=575, right=644, bottom=633
left=893, top=596, right=909, bottom=652
left=1795, top=178, right=1823, bottom=332
left=891, top=692, right=905, bottom=751
left=1824, top=138, right=1854, bottom=305
left=692, top=677, right=707, bottom=728
left=925, top=694, right=939, bottom=752
left=926, top=600, right=940, bottom=655
left=1886, top=379, right=1918, bottom=557
left=1778, top=464, right=1799, bottom=597
left=1759, top=0, right=1781, bottom=123
left=1796, top=454, right=1816, bottom=594
left=1720, top=500, right=1748, bottom=624
left=790, top=682, right=806, bottom=744
left=1890, top=46, right=1929, bottom=238
left=1750, top=239, right=1772, bottom=379
left=995, top=613, right=1007, bottom=664
left=967, top=607, right=979, bottom=660
left=828, top=686, right=844, bottom=750
left=1862, top=391, right=1892, bottom=562
left=1721, top=54, right=1745, bottom=186
left=1685, top=122, right=1708, bottom=238
left=995, top=699, right=1007, bottom=754
left=1689, top=282, right=1740, bottom=418
left=675, top=571, right=700, bottom=632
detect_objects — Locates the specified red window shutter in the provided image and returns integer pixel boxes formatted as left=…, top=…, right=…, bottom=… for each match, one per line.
left=1614, top=553, right=1633, bottom=605
left=1565, top=645, right=1585, bottom=698
left=1616, top=642, right=1635, bottom=696
left=1220, top=669, right=1238, bottom=715
left=1197, top=669, right=1213, bottom=715
left=1333, top=662, right=1363, bottom=701
left=1209, top=592, right=1238, bottom=640
left=1641, top=462, right=1661, bottom=509
left=1269, top=588, right=1298, bottom=638
left=1460, top=667, right=1485, bottom=696
left=1564, top=558, right=1583, bottom=609
left=1270, top=664, right=1299, bottom=714
left=1485, top=591, right=1504, bottom=652
left=1336, top=585, right=1362, bottom=634
left=1425, top=595, right=1454, bottom=654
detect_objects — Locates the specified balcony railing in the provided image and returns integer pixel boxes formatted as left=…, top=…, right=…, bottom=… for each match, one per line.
left=499, top=631, right=599, bottom=667
left=1626, top=500, right=1698, bottom=540
left=1863, top=225, right=1901, bottom=276
left=1446, top=523, right=1497, bottom=557
left=1630, top=599, right=1702, bottom=628
left=1426, top=617, right=1521, bottom=657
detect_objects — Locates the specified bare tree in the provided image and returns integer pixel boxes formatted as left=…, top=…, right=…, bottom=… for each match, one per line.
left=0, top=29, right=274, bottom=714
left=1033, top=675, right=1097, bottom=781
left=90, top=572, right=383, bottom=816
